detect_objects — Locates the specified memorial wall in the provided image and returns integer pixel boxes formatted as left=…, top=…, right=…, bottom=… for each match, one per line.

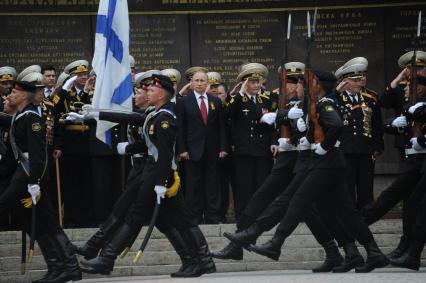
left=0, top=1, right=425, bottom=172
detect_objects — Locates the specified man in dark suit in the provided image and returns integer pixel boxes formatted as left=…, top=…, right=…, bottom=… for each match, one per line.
left=176, top=70, right=228, bottom=224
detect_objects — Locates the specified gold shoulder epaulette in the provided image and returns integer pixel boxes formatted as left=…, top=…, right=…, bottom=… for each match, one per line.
left=43, top=99, right=54, bottom=107
left=360, top=90, right=377, bottom=102
left=259, top=91, right=270, bottom=99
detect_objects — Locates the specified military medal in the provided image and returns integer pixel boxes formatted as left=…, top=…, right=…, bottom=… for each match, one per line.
left=242, top=109, right=250, bottom=116
left=210, top=102, right=215, bottom=110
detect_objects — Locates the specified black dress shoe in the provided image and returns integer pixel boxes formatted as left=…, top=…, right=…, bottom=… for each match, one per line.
left=355, top=241, right=389, bottom=273
left=389, top=253, right=420, bottom=271
left=248, top=240, right=281, bottom=261
left=312, top=240, right=343, bottom=273
left=210, top=242, right=243, bottom=260
left=332, top=242, right=364, bottom=273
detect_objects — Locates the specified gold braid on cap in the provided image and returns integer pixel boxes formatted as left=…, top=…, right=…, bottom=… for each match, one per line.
left=208, top=78, right=220, bottom=85
left=245, top=73, right=263, bottom=81
left=0, top=74, right=14, bottom=82
left=71, top=65, right=89, bottom=74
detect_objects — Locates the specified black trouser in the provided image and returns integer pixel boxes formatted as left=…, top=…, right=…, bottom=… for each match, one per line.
left=275, top=168, right=374, bottom=246
left=61, top=154, right=94, bottom=227
left=109, top=157, right=146, bottom=221
left=45, top=146, right=59, bottom=212
left=219, top=155, right=236, bottom=222
left=184, top=157, right=221, bottom=224
left=345, top=154, right=375, bottom=209
left=0, top=167, right=61, bottom=237
left=404, top=171, right=426, bottom=242
left=237, top=151, right=297, bottom=231
left=91, top=155, right=123, bottom=224
left=233, top=154, right=272, bottom=219
left=362, top=154, right=425, bottom=237
left=124, top=161, right=196, bottom=232
left=250, top=168, right=345, bottom=246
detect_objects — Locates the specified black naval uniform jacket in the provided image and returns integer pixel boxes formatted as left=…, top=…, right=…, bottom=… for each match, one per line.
left=141, top=102, right=176, bottom=187
left=98, top=109, right=149, bottom=156
left=52, top=86, right=92, bottom=156
left=0, top=113, right=16, bottom=183
left=308, top=96, right=346, bottom=170
left=11, top=104, right=47, bottom=184
left=333, top=89, right=383, bottom=155
left=225, top=91, right=278, bottom=157
left=384, top=97, right=426, bottom=152
left=378, top=83, right=409, bottom=152
left=176, top=92, right=227, bottom=161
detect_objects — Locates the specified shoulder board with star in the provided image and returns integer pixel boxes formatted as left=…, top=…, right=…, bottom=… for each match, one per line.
left=259, top=92, right=270, bottom=100
left=360, top=89, right=377, bottom=102
left=319, top=97, right=334, bottom=104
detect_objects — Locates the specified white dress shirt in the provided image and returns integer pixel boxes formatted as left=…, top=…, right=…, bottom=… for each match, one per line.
left=194, top=91, right=209, bottom=114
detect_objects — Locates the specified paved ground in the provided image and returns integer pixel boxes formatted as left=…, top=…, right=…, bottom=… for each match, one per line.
left=81, top=268, right=426, bottom=283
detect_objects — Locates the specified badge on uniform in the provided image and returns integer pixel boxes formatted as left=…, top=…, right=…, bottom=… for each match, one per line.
left=325, top=105, right=334, bottom=112
left=257, top=97, right=263, bottom=104
left=242, top=109, right=250, bottom=116
left=52, top=94, right=60, bottom=104
left=160, top=121, right=169, bottom=129
left=32, top=122, right=41, bottom=132
left=242, top=96, right=248, bottom=103
left=210, top=102, right=215, bottom=110
left=149, top=124, right=155, bottom=134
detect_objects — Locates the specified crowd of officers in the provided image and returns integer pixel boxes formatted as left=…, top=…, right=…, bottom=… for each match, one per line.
left=0, top=49, right=426, bottom=282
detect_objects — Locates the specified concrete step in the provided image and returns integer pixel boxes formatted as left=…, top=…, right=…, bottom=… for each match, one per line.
left=0, top=220, right=424, bottom=283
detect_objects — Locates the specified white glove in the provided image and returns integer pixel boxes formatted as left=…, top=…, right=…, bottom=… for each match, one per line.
left=116, top=142, right=129, bottom=155
left=27, top=184, right=40, bottom=205
left=62, top=76, right=77, bottom=91
left=288, top=107, right=304, bottom=119
left=408, top=102, right=425, bottom=114
left=83, top=111, right=99, bottom=119
left=299, top=137, right=311, bottom=150
left=296, top=118, right=307, bottom=132
left=278, top=138, right=293, bottom=151
left=66, top=112, right=85, bottom=122
left=82, top=104, right=94, bottom=112
left=314, top=143, right=327, bottom=155
left=154, top=185, right=167, bottom=204
left=260, top=112, right=277, bottom=125
left=410, top=137, right=424, bottom=151
left=391, top=116, right=407, bottom=128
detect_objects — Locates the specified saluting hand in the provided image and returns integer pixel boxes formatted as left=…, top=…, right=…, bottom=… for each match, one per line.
left=179, top=83, right=192, bottom=96
left=336, top=80, right=349, bottom=92
left=84, top=76, right=96, bottom=93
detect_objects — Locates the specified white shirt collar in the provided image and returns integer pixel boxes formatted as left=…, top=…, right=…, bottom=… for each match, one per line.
left=194, top=91, right=207, bottom=99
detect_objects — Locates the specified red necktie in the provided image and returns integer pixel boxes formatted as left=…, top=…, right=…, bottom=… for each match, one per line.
left=200, top=95, right=208, bottom=125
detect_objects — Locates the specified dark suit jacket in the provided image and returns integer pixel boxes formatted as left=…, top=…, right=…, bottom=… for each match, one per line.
left=176, top=92, right=227, bottom=161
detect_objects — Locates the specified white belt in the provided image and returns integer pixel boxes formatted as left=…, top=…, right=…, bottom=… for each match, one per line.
left=405, top=148, right=426, bottom=155
left=309, top=141, right=341, bottom=150
left=278, top=145, right=298, bottom=152
left=132, top=153, right=145, bottom=158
